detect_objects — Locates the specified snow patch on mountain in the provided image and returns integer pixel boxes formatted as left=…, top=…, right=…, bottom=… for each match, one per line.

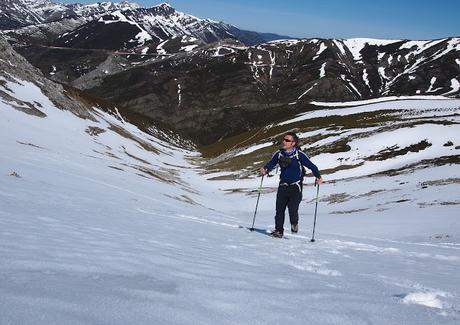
left=343, top=38, right=398, bottom=62
left=319, top=62, right=326, bottom=78
left=98, top=10, right=152, bottom=45
left=313, top=42, right=327, bottom=60
left=444, top=79, right=460, bottom=95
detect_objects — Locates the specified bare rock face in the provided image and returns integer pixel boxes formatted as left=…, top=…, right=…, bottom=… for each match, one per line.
left=0, top=36, right=93, bottom=119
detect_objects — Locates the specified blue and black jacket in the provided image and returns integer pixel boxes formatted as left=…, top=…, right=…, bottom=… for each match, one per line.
left=264, top=148, right=321, bottom=184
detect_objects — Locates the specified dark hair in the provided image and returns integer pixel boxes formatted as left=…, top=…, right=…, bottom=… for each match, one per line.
left=285, top=131, right=300, bottom=147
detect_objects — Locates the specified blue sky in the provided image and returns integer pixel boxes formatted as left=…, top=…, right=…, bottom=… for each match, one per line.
left=61, top=0, right=460, bottom=39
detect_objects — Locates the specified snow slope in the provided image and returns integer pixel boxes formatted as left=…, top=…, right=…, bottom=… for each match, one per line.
left=1, top=77, right=460, bottom=324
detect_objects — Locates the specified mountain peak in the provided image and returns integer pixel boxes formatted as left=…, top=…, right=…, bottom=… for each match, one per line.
left=117, top=1, right=140, bottom=8
left=92, top=1, right=140, bottom=9
left=156, top=2, right=174, bottom=8
left=150, top=2, right=176, bottom=14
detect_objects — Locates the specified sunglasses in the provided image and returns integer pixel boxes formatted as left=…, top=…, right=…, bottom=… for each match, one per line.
left=283, top=138, right=294, bottom=143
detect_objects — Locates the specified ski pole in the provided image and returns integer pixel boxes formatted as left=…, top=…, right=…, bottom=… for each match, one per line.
left=310, top=182, right=320, bottom=242
left=250, top=174, right=265, bottom=231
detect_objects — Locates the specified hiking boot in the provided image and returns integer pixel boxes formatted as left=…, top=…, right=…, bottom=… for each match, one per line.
left=270, top=229, right=283, bottom=238
left=291, top=224, right=299, bottom=233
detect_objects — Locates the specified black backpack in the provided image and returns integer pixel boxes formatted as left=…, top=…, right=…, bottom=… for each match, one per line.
left=277, top=148, right=308, bottom=180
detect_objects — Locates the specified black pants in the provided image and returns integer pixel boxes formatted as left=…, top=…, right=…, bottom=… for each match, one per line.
left=275, top=184, right=302, bottom=232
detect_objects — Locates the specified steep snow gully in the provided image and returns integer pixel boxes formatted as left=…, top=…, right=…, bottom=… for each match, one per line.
left=1, top=72, right=460, bottom=325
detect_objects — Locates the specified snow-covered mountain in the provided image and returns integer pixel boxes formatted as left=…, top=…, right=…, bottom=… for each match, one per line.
left=1, top=35, right=460, bottom=325
left=2, top=1, right=458, bottom=146
left=0, top=0, right=67, bottom=29
left=74, top=36, right=458, bottom=144
left=249, top=38, right=460, bottom=99
left=0, top=0, right=139, bottom=29
left=1, top=1, right=287, bottom=46
left=0, top=1, right=147, bottom=47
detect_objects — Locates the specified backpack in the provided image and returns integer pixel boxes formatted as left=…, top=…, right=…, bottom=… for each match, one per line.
left=277, top=148, right=307, bottom=180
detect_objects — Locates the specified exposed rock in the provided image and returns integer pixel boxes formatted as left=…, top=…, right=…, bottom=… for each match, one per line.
left=0, top=36, right=93, bottom=119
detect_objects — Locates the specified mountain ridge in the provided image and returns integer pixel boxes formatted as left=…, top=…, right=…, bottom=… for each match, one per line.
left=0, top=0, right=290, bottom=45
left=83, top=36, right=460, bottom=144
left=1, top=1, right=459, bottom=145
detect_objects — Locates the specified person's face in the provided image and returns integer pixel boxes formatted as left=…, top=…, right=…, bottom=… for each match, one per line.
left=282, top=135, right=296, bottom=150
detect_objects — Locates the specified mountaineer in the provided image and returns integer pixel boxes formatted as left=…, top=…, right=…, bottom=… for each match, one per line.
left=260, top=132, right=323, bottom=238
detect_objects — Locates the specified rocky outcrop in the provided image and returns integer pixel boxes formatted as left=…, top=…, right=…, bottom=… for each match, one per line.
left=86, top=38, right=460, bottom=144
left=0, top=36, right=93, bottom=119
